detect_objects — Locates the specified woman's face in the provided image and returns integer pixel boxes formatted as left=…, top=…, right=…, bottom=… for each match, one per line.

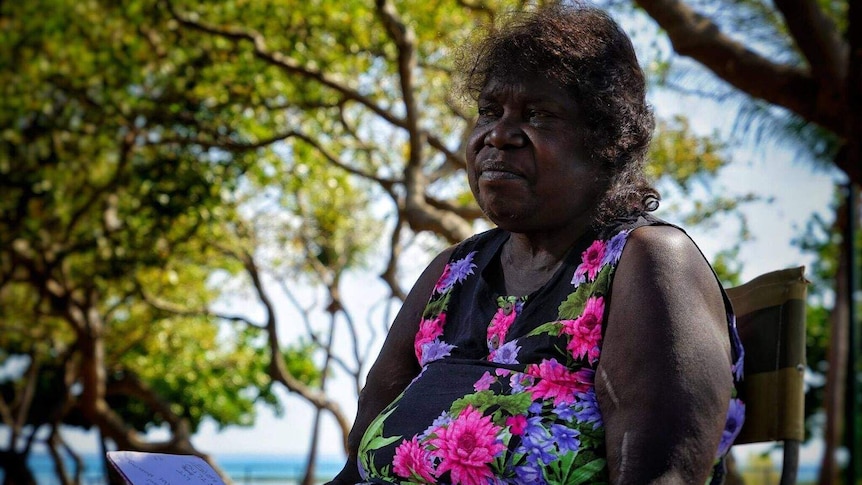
left=466, top=75, right=605, bottom=234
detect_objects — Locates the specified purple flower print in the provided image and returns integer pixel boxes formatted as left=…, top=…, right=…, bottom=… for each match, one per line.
left=732, top=354, right=744, bottom=383
left=574, top=389, right=603, bottom=429
left=420, top=339, right=455, bottom=366
left=489, top=340, right=521, bottom=364
left=571, top=269, right=587, bottom=287
left=729, top=314, right=745, bottom=381
left=420, top=410, right=453, bottom=440
left=717, top=398, right=746, bottom=457
left=408, top=365, right=428, bottom=387
left=514, top=463, right=547, bottom=485
left=601, top=230, right=629, bottom=267
left=415, top=313, right=445, bottom=363
left=552, top=403, right=577, bottom=421
left=509, top=373, right=534, bottom=393
left=450, top=251, right=478, bottom=282
left=550, top=424, right=581, bottom=453
left=436, top=251, right=478, bottom=294
left=517, top=417, right=556, bottom=466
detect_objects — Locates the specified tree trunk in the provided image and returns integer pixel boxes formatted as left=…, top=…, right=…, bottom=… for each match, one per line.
left=302, top=311, right=338, bottom=485
left=0, top=451, right=37, bottom=485
left=818, top=190, right=851, bottom=485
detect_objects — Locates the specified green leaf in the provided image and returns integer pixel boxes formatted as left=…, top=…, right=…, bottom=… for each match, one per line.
left=527, top=321, right=564, bottom=337
left=568, top=458, right=607, bottom=485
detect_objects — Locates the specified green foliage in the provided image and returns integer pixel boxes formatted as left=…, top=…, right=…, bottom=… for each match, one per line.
left=648, top=116, right=755, bottom=276
left=0, top=0, right=322, bottom=452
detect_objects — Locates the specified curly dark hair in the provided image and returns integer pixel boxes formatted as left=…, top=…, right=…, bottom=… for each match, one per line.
left=456, top=3, right=660, bottom=223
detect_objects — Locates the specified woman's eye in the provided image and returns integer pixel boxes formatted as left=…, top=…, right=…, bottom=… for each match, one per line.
left=528, top=109, right=550, bottom=120
left=476, top=106, right=499, bottom=125
left=477, top=106, right=496, bottom=117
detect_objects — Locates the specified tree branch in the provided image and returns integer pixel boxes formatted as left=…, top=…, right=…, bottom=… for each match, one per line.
left=375, top=0, right=422, bottom=164
left=773, top=0, right=848, bottom=82
left=634, top=0, right=845, bottom=134
left=164, top=0, right=405, bottom=130
left=231, top=247, right=353, bottom=439
left=136, top=281, right=265, bottom=329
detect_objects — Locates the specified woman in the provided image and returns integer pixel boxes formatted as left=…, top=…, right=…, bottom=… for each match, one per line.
left=328, top=4, right=744, bottom=484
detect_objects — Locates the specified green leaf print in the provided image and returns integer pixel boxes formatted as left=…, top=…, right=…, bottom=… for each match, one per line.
left=558, top=285, right=591, bottom=320
left=366, top=435, right=402, bottom=450
left=358, top=410, right=401, bottom=481
left=578, top=424, right=604, bottom=450
left=556, top=451, right=578, bottom=483
left=526, top=320, right=564, bottom=337
left=450, top=389, right=534, bottom=419
left=559, top=263, right=614, bottom=319
left=423, top=291, right=451, bottom=318
left=450, top=390, right=495, bottom=414
left=568, top=458, right=608, bottom=485
left=490, top=392, right=534, bottom=415
left=592, top=264, right=612, bottom=294
left=359, top=404, right=401, bottom=456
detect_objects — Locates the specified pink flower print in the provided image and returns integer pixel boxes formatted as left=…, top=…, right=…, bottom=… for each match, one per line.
left=526, top=359, right=594, bottom=406
left=429, top=406, right=506, bottom=485
left=487, top=307, right=517, bottom=351
left=572, top=239, right=607, bottom=285
left=434, top=264, right=452, bottom=294
left=393, top=436, right=436, bottom=483
left=415, top=313, right=446, bottom=363
left=563, top=296, right=605, bottom=363
left=474, top=371, right=495, bottom=392
left=506, top=415, right=528, bottom=436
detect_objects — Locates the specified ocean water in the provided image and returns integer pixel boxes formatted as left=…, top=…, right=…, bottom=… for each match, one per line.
left=11, top=452, right=820, bottom=484
left=18, top=453, right=344, bottom=485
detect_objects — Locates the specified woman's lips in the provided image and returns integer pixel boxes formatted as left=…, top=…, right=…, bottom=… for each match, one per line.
left=478, top=160, right=525, bottom=182
left=479, top=169, right=523, bottom=181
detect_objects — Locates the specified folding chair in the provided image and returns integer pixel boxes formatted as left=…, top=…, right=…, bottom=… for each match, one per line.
left=725, top=266, right=808, bottom=485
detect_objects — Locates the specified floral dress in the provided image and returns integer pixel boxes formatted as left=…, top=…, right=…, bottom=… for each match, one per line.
left=358, top=215, right=745, bottom=485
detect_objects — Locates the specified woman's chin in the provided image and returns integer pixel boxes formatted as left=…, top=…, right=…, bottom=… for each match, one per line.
left=482, top=208, right=535, bottom=231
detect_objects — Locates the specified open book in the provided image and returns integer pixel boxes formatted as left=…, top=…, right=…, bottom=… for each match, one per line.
left=106, top=451, right=226, bottom=485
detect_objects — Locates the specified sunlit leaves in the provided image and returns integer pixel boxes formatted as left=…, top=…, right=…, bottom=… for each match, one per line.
left=648, top=115, right=726, bottom=193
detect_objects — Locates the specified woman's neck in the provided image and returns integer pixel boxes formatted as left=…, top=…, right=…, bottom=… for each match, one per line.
left=499, top=230, right=583, bottom=296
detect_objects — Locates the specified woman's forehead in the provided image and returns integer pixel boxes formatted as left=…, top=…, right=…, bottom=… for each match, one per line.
left=479, top=75, right=575, bottom=104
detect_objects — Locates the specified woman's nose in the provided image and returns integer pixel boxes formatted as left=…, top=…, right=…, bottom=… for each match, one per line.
left=485, top=116, right=526, bottom=148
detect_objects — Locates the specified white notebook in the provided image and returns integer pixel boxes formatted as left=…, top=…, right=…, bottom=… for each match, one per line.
left=106, top=451, right=226, bottom=485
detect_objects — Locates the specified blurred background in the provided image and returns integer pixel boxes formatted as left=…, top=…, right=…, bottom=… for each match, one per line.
left=1, top=0, right=859, bottom=484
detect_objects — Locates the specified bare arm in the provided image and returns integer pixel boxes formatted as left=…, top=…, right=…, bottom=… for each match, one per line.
left=597, top=225, right=733, bottom=484
left=328, top=246, right=455, bottom=484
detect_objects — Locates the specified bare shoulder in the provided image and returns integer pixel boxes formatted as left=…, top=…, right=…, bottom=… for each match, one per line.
left=615, top=225, right=723, bottom=308
left=622, top=224, right=712, bottom=274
